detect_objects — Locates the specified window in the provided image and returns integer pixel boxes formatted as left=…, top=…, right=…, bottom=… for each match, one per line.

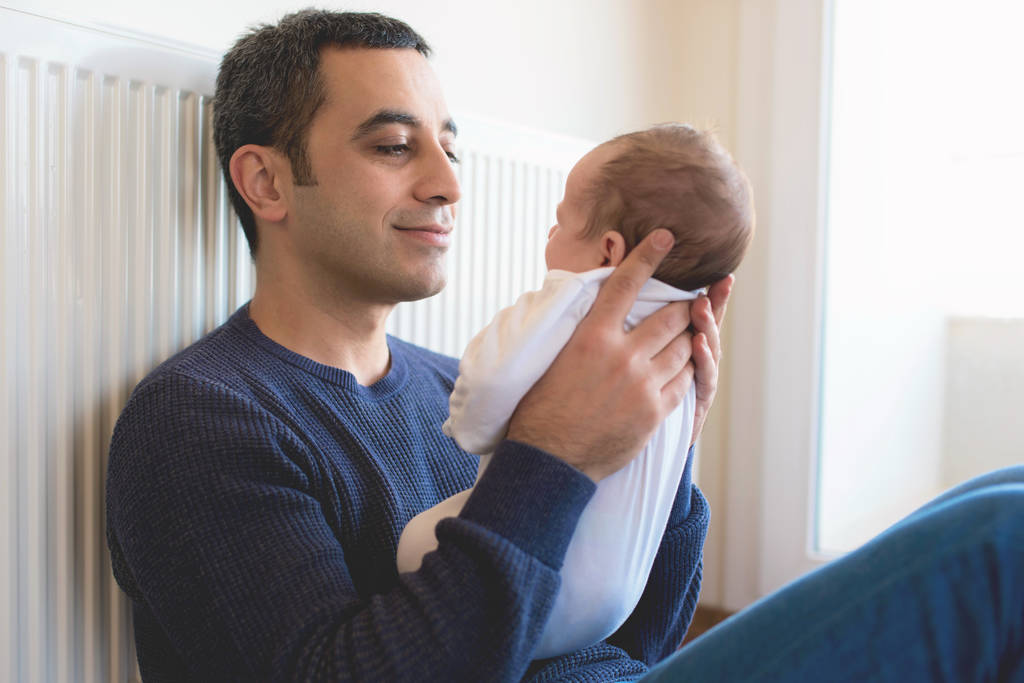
left=817, top=0, right=1024, bottom=552
left=720, top=0, right=1023, bottom=608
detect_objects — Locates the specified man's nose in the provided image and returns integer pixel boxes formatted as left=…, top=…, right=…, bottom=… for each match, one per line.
left=414, top=144, right=461, bottom=206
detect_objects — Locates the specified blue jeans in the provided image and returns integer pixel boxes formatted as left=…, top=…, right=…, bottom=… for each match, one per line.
left=642, top=466, right=1024, bottom=682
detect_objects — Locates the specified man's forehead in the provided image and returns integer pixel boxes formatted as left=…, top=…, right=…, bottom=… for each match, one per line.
left=317, top=46, right=451, bottom=128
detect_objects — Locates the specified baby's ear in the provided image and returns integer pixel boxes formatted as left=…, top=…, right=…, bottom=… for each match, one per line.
left=600, top=231, right=627, bottom=267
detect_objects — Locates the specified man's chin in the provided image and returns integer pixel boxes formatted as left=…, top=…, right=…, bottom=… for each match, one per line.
left=391, top=274, right=447, bottom=303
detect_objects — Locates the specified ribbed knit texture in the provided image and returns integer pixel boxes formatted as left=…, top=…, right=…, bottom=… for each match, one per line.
left=106, top=304, right=709, bottom=682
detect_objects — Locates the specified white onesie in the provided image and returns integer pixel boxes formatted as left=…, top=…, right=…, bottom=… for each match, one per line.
left=395, top=267, right=698, bottom=659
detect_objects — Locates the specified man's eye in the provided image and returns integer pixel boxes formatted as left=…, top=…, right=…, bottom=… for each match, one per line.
left=376, top=144, right=410, bottom=156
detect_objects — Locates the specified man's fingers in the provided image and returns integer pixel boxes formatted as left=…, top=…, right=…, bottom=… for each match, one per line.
left=707, top=274, right=734, bottom=328
left=631, top=300, right=691, bottom=360
left=691, top=332, right=715, bottom=396
left=691, top=297, right=721, bottom=365
left=585, top=229, right=673, bottom=327
left=689, top=332, right=717, bottom=446
left=645, top=322, right=693, bottom=388
left=661, top=360, right=695, bottom=412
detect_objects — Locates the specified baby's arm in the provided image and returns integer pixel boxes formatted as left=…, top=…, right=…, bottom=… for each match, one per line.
left=444, top=270, right=603, bottom=455
left=396, top=489, right=474, bottom=572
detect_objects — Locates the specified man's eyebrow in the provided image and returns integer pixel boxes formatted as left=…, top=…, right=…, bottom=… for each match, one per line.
left=350, top=109, right=458, bottom=141
left=351, top=110, right=417, bottom=141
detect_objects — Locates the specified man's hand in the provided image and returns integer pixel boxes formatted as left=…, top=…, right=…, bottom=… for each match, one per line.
left=507, top=229, right=697, bottom=482
left=689, top=274, right=733, bottom=446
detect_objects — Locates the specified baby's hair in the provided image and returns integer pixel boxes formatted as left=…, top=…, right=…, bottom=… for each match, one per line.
left=582, top=124, right=754, bottom=291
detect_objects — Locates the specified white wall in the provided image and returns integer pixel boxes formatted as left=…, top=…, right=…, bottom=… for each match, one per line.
left=942, top=318, right=1024, bottom=488
left=9, top=0, right=739, bottom=142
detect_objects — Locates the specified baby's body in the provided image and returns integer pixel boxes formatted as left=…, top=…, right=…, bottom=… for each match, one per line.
left=396, top=125, right=753, bottom=658
left=397, top=268, right=697, bottom=656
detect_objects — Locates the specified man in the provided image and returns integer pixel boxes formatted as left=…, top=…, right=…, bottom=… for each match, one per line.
left=106, top=10, right=730, bottom=681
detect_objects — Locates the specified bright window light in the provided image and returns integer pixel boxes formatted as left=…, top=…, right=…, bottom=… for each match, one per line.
left=816, top=0, right=1024, bottom=553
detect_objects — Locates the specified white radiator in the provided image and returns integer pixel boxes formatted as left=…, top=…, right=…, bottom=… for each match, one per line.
left=0, top=7, right=591, bottom=682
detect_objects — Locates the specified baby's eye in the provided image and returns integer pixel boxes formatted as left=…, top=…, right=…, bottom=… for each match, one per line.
left=375, top=144, right=411, bottom=156
left=446, top=150, right=461, bottom=164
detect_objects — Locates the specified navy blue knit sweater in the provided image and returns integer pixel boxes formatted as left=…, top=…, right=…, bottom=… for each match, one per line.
left=106, top=305, right=709, bottom=682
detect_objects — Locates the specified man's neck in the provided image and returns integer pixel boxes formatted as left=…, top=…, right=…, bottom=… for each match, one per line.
left=248, top=280, right=394, bottom=387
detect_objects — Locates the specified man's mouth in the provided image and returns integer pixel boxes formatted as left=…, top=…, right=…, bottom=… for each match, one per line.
left=393, top=224, right=453, bottom=247
left=394, top=223, right=452, bottom=235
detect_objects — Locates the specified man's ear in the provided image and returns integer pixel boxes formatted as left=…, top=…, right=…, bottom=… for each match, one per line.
left=599, top=230, right=627, bottom=267
left=229, top=144, right=288, bottom=224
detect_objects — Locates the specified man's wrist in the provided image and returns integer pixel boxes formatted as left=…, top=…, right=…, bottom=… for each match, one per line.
left=502, top=432, right=575, bottom=478
left=504, top=425, right=617, bottom=483
left=460, top=440, right=596, bottom=568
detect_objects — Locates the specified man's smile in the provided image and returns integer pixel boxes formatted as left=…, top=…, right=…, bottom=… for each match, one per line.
left=393, top=223, right=453, bottom=247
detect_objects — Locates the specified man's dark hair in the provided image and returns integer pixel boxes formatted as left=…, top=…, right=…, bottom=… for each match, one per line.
left=213, top=9, right=431, bottom=254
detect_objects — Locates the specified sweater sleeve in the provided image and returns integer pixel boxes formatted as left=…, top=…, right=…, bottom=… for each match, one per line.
left=605, top=446, right=710, bottom=665
left=106, top=374, right=595, bottom=682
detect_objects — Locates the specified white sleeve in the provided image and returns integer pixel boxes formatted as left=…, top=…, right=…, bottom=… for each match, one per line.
left=443, top=271, right=599, bottom=455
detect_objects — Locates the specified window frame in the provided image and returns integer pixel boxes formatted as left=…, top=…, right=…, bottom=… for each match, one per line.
left=716, top=0, right=835, bottom=610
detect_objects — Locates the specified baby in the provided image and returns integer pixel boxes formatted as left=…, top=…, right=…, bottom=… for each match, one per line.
left=396, top=123, right=754, bottom=658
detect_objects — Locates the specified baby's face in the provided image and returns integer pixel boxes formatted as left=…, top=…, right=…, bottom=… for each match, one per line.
left=545, top=143, right=621, bottom=272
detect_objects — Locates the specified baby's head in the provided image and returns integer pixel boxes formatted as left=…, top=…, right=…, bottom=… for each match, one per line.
left=545, top=124, right=754, bottom=290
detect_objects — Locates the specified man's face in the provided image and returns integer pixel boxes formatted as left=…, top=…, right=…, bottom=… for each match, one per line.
left=544, top=142, right=619, bottom=272
left=285, top=46, right=460, bottom=305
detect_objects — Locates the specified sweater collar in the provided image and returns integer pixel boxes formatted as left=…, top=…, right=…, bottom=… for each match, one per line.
left=231, top=304, right=410, bottom=400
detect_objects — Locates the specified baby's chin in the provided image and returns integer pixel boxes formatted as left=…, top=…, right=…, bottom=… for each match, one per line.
left=545, top=258, right=604, bottom=274
left=546, top=265, right=600, bottom=274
